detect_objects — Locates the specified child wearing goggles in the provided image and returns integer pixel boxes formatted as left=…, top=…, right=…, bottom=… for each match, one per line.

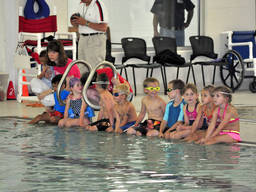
left=112, top=84, right=137, bottom=133
left=158, top=79, right=186, bottom=139
left=126, top=77, right=166, bottom=137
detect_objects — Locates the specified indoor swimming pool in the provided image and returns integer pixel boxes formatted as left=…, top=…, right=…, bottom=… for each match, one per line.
left=0, top=117, right=256, bottom=192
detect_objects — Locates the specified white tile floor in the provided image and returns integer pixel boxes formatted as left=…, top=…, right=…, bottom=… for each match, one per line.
left=0, top=90, right=256, bottom=142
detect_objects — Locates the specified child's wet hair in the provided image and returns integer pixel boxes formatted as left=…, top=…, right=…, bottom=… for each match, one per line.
left=169, top=79, right=185, bottom=95
left=69, top=77, right=81, bottom=88
left=96, top=73, right=109, bottom=89
left=51, top=74, right=65, bottom=85
left=214, top=86, right=232, bottom=103
left=203, top=85, right=215, bottom=97
left=184, top=83, right=198, bottom=94
left=114, top=84, right=130, bottom=96
left=143, top=77, right=159, bottom=88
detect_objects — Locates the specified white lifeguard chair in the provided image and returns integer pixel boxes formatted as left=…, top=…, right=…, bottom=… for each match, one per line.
left=16, top=6, right=77, bottom=103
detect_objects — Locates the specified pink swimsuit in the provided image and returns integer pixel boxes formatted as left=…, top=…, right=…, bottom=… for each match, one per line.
left=186, top=102, right=198, bottom=125
left=217, top=104, right=241, bottom=142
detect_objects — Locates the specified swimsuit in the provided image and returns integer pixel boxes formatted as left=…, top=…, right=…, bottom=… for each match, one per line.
left=69, top=98, right=83, bottom=118
left=217, top=104, right=240, bottom=124
left=120, top=121, right=136, bottom=131
left=163, top=99, right=185, bottom=132
left=49, top=110, right=63, bottom=118
left=201, top=105, right=215, bottom=130
left=219, top=130, right=241, bottom=142
left=90, top=119, right=111, bottom=131
left=203, top=105, right=214, bottom=125
left=217, top=104, right=241, bottom=142
left=68, top=96, right=95, bottom=119
left=135, top=119, right=162, bottom=136
left=186, top=102, right=198, bottom=126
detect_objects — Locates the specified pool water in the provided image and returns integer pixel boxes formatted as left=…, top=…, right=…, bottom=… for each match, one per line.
left=0, top=117, right=256, bottom=192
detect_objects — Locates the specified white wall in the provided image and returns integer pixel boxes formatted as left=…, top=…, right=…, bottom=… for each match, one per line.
left=0, top=0, right=68, bottom=90
left=201, top=0, right=255, bottom=89
left=204, top=0, right=255, bottom=56
left=1, top=0, right=18, bottom=84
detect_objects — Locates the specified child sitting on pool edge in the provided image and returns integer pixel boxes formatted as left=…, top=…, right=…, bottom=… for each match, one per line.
left=30, top=50, right=55, bottom=107
left=112, top=84, right=137, bottom=133
left=126, top=77, right=166, bottom=137
left=184, top=85, right=216, bottom=143
left=58, top=77, right=94, bottom=128
left=28, top=74, right=69, bottom=124
left=198, top=86, right=240, bottom=145
left=169, top=83, right=202, bottom=140
left=158, top=79, right=186, bottom=139
left=86, top=73, right=120, bottom=132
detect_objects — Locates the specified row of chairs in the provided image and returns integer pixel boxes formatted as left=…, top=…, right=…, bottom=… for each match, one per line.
left=106, top=36, right=218, bottom=95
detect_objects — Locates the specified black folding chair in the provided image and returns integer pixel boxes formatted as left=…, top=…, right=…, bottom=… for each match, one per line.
left=105, top=39, right=128, bottom=81
left=190, top=36, right=220, bottom=87
left=121, top=37, right=165, bottom=96
left=152, top=36, right=196, bottom=93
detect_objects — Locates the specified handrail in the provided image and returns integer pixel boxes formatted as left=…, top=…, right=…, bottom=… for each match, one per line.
left=57, top=60, right=92, bottom=106
left=83, top=61, right=117, bottom=110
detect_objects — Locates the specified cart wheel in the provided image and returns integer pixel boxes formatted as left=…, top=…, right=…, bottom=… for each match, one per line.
left=220, top=50, right=244, bottom=92
left=249, top=80, right=256, bottom=93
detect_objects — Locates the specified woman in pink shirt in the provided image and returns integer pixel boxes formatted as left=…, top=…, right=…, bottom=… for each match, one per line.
left=47, top=40, right=80, bottom=79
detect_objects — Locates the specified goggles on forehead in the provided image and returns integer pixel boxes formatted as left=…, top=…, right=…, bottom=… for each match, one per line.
left=145, top=87, right=160, bottom=91
left=219, top=91, right=232, bottom=95
left=92, top=81, right=110, bottom=85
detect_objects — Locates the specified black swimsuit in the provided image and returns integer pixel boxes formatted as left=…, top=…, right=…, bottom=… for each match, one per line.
left=70, top=98, right=82, bottom=118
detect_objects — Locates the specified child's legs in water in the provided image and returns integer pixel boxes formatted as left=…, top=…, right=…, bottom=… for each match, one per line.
left=87, top=125, right=98, bottom=131
left=65, top=119, right=80, bottom=128
left=58, top=118, right=66, bottom=127
left=106, top=126, right=114, bottom=132
left=170, top=129, right=191, bottom=140
left=28, top=112, right=50, bottom=124
left=146, top=129, right=159, bottom=137
left=126, top=127, right=137, bottom=135
left=205, top=134, right=238, bottom=145
left=49, top=116, right=61, bottom=124
left=184, top=130, right=205, bottom=143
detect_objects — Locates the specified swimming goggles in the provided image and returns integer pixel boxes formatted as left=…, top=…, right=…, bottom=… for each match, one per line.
left=166, top=88, right=174, bottom=92
left=113, top=92, right=120, bottom=97
left=113, top=92, right=126, bottom=97
left=145, top=87, right=160, bottom=91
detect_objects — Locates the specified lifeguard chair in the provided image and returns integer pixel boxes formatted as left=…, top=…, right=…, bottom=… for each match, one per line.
left=16, top=5, right=77, bottom=103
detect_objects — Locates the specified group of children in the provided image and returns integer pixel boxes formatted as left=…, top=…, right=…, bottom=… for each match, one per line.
left=29, top=67, right=241, bottom=145
left=25, top=38, right=241, bottom=145
left=127, top=78, right=240, bottom=145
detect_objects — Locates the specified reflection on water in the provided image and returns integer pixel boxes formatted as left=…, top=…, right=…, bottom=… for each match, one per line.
left=0, top=117, right=256, bottom=192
